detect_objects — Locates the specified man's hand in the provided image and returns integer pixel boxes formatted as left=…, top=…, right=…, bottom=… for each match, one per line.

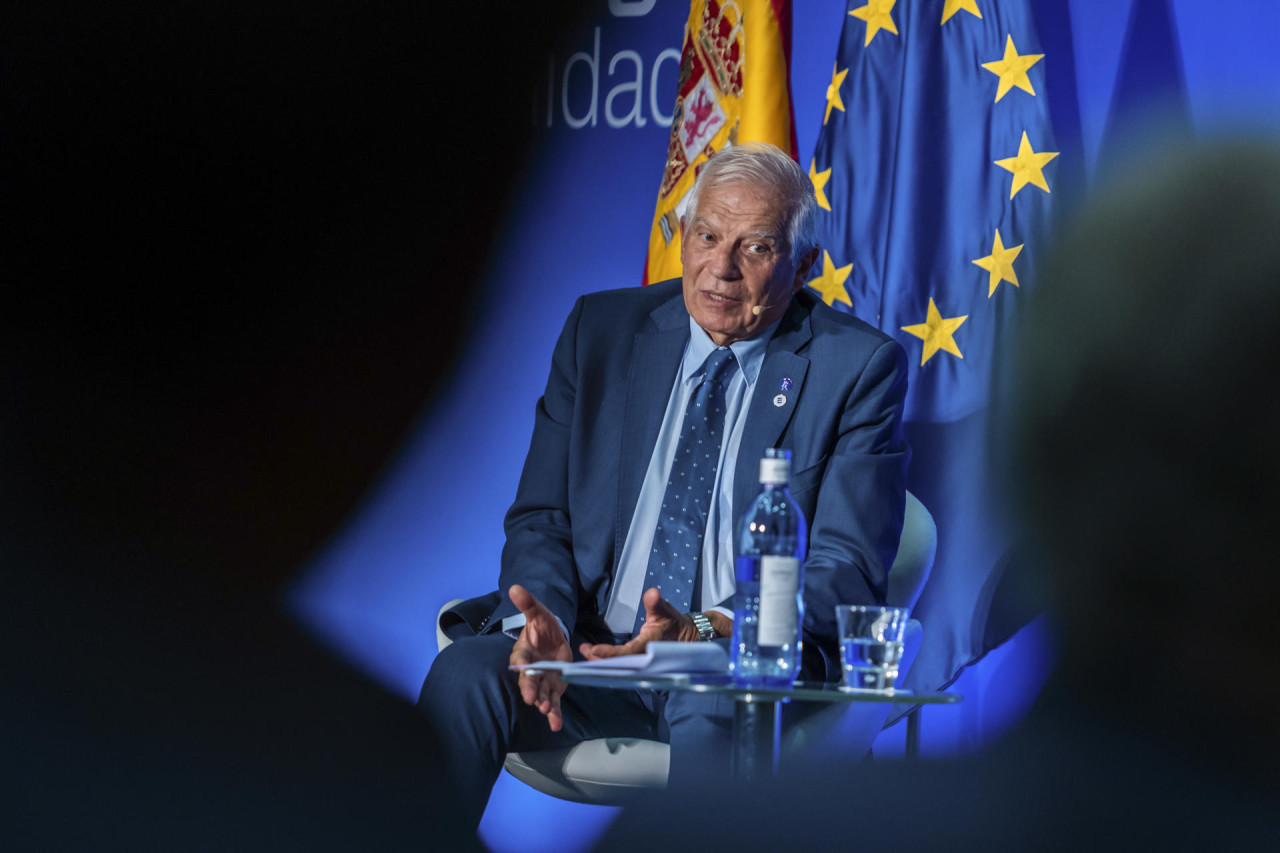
left=507, top=584, right=572, bottom=732
left=579, top=587, right=731, bottom=660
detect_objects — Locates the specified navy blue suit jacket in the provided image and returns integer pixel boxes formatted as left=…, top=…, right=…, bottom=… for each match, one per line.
left=448, top=280, right=909, bottom=680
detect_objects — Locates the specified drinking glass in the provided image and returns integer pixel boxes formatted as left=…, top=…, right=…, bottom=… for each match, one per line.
left=836, top=605, right=909, bottom=692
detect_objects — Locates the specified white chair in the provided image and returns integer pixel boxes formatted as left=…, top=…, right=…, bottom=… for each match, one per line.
left=435, top=490, right=937, bottom=805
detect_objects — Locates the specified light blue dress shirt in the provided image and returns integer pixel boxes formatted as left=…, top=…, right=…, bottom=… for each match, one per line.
left=503, top=315, right=777, bottom=642
left=603, top=316, right=776, bottom=633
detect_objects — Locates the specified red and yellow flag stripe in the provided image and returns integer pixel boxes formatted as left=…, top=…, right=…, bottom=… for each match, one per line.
left=643, top=0, right=796, bottom=285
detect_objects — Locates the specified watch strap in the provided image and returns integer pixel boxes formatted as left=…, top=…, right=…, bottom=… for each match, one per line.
left=689, top=611, right=715, bottom=642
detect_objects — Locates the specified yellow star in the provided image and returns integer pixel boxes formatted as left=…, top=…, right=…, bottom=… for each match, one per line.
left=809, top=160, right=833, bottom=211
left=849, top=0, right=899, bottom=47
left=981, top=35, right=1044, bottom=102
left=824, top=64, right=848, bottom=124
left=971, top=229, right=1023, bottom=297
left=941, top=0, right=982, bottom=25
left=901, top=298, right=967, bottom=365
left=807, top=251, right=853, bottom=307
left=994, top=131, right=1059, bottom=199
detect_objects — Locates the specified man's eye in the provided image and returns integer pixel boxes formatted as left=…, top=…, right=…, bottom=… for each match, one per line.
left=747, top=243, right=771, bottom=255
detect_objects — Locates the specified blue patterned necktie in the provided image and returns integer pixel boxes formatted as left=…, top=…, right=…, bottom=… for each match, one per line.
left=633, top=346, right=737, bottom=636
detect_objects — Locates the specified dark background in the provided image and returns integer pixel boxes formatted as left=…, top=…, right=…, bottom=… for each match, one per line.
left=1, top=2, right=584, bottom=847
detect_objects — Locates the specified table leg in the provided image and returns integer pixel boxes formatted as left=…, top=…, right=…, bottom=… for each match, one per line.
left=731, top=696, right=781, bottom=781
left=905, top=706, right=921, bottom=759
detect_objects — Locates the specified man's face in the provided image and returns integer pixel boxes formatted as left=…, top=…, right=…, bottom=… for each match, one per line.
left=680, top=180, right=817, bottom=346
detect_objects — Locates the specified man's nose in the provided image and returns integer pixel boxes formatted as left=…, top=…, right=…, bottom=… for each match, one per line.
left=709, top=243, right=741, bottom=279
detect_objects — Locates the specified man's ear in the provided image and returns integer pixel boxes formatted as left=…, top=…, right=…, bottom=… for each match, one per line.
left=792, top=245, right=821, bottom=291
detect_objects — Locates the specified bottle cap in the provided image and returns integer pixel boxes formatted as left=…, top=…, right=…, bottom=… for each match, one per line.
left=759, top=448, right=790, bottom=485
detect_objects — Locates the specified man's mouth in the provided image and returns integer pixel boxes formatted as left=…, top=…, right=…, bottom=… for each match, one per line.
left=704, top=291, right=740, bottom=303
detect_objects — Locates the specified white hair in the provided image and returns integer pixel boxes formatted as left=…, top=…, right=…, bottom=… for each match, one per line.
left=682, top=142, right=817, bottom=265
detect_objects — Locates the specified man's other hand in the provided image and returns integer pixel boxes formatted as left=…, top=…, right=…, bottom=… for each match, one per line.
left=580, top=587, right=728, bottom=660
left=507, top=584, right=572, bottom=731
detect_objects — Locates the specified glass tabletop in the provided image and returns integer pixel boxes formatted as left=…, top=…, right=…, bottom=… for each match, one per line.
left=538, top=669, right=962, bottom=705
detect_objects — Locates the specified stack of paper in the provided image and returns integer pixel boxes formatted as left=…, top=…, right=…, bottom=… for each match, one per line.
left=510, top=641, right=729, bottom=677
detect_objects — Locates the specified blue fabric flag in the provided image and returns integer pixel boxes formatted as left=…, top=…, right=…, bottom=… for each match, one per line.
left=805, top=0, right=1058, bottom=693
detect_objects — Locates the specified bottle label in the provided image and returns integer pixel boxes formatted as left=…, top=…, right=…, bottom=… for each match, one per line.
left=757, top=555, right=800, bottom=646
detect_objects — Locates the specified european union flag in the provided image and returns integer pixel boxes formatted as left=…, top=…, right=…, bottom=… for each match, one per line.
left=806, top=0, right=1057, bottom=693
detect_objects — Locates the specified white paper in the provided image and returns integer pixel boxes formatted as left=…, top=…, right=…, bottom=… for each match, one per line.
left=511, top=641, right=729, bottom=676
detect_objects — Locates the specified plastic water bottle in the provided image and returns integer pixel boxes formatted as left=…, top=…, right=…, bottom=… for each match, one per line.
left=731, top=448, right=808, bottom=686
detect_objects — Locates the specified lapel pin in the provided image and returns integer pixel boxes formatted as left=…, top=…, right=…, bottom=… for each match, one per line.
left=773, top=394, right=787, bottom=407
left=780, top=378, right=792, bottom=391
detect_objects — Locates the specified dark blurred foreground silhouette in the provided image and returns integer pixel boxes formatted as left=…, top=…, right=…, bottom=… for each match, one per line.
left=593, top=140, right=1280, bottom=850
left=0, top=2, right=586, bottom=849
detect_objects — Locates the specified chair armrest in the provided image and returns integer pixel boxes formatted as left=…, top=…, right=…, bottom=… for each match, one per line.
left=436, top=598, right=466, bottom=652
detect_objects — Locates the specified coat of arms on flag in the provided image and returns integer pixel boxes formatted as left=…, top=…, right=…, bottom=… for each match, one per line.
left=644, top=0, right=797, bottom=285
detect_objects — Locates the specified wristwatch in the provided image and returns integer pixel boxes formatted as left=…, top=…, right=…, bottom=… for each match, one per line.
left=688, top=611, right=715, bottom=642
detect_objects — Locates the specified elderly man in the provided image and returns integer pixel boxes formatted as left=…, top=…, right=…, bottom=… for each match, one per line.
left=420, top=143, right=908, bottom=828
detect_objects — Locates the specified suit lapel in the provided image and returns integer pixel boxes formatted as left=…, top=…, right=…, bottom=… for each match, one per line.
left=733, top=298, right=812, bottom=516
left=615, top=295, right=690, bottom=568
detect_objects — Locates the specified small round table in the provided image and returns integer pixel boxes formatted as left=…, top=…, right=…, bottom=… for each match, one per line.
left=538, top=669, right=962, bottom=782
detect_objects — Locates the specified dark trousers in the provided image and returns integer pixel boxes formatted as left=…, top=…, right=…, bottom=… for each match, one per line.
left=418, top=634, right=738, bottom=829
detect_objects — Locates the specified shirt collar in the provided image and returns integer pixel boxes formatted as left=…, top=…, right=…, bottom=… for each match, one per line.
left=682, top=316, right=779, bottom=386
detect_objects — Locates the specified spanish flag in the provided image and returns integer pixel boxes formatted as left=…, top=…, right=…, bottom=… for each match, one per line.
left=642, top=0, right=797, bottom=285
